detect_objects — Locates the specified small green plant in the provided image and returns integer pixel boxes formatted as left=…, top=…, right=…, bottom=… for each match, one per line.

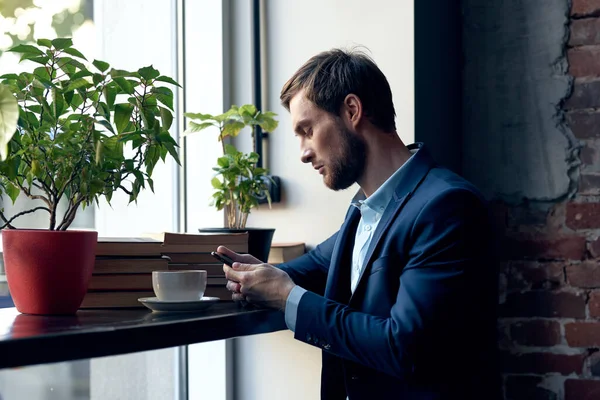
left=0, top=38, right=181, bottom=230
left=184, top=104, right=278, bottom=229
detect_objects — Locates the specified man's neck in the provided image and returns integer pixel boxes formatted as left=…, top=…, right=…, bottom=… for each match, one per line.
left=357, top=133, right=412, bottom=198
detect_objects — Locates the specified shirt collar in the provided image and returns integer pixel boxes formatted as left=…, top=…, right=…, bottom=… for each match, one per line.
left=351, top=148, right=417, bottom=211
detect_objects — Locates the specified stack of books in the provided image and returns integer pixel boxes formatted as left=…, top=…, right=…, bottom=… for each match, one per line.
left=267, top=242, right=306, bottom=265
left=154, top=231, right=249, bottom=300
left=81, top=237, right=165, bottom=309
left=80, top=233, right=249, bottom=309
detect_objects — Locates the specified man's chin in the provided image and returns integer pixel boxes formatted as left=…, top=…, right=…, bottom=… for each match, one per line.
left=324, top=176, right=354, bottom=191
left=323, top=177, right=337, bottom=191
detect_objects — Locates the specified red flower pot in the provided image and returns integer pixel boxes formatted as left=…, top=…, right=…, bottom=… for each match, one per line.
left=2, top=229, right=97, bottom=315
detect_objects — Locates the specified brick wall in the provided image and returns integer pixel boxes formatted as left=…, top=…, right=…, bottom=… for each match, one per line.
left=497, top=1, right=600, bottom=398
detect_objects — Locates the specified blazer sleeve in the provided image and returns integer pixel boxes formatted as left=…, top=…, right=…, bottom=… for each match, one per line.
left=292, top=188, right=493, bottom=378
left=276, top=231, right=338, bottom=296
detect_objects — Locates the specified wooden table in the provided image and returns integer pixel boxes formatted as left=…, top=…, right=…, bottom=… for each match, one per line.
left=0, top=302, right=287, bottom=369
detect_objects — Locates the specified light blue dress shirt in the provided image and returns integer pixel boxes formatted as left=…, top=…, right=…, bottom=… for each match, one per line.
left=284, top=151, right=416, bottom=332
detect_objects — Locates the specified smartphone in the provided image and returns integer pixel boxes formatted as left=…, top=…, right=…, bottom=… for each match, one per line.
left=211, top=251, right=234, bottom=267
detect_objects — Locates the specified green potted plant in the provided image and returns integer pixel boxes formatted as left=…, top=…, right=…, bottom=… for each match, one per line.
left=0, top=38, right=180, bottom=314
left=184, top=104, right=278, bottom=261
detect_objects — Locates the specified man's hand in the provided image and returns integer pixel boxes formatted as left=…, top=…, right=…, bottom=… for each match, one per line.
left=216, top=245, right=262, bottom=265
left=218, top=246, right=296, bottom=311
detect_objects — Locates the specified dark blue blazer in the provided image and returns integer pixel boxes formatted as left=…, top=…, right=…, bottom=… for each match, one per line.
left=279, top=144, right=499, bottom=400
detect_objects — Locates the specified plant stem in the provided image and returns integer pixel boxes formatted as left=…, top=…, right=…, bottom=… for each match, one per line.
left=0, top=209, right=15, bottom=229
left=220, top=123, right=226, bottom=155
left=49, top=203, right=56, bottom=230
left=15, top=180, right=51, bottom=207
left=227, top=189, right=236, bottom=228
left=56, top=197, right=84, bottom=230
left=241, top=212, right=248, bottom=229
left=0, top=206, right=50, bottom=230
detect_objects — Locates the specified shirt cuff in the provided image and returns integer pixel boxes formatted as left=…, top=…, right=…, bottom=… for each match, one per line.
left=284, top=285, right=307, bottom=332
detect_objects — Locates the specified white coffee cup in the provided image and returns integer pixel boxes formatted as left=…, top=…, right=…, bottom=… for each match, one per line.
left=152, top=270, right=207, bottom=301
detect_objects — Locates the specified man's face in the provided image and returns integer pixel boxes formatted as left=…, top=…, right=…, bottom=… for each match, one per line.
left=289, top=91, right=366, bottom=191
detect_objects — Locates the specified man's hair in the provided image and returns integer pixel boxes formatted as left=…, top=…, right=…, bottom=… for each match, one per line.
left=280, top=47, right=396, bottom=132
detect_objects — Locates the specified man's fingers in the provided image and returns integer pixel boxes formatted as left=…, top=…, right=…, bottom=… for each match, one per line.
left=226, top=280, right=241, bottom=293
left=224, top=263, right=257, bottom=281
left=224, top=265, right=245, bottom=282
left=232, top=292, right=246, bottom=302
left=217, top=246, right=237, bottom=259
left=217, top=246, right=262, bottom=264
left=232, top=262, right=256, bottom=271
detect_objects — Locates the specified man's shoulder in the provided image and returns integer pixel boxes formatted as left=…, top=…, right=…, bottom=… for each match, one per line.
left=417, top=165, right=487, bottom=204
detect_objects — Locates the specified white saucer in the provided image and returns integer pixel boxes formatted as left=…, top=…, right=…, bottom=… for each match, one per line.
left=138, top=296, right=220, bottom=312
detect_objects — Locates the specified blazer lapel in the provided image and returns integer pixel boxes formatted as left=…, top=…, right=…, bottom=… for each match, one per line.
left=349, top=143, right=435, bottom=302
left=324, top=206, right=360, bottom=302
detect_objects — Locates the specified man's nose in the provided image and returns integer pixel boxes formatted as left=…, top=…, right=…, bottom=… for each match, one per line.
left=300, top=147, right=313, bottom=164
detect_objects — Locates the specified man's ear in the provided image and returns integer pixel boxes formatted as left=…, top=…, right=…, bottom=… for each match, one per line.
left=342, top=94, right=363, bottom=129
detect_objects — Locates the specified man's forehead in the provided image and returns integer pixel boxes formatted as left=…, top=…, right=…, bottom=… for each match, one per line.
left=290, top=91, right=308, bottom=111
left=289, top=91, right=313, bottom=124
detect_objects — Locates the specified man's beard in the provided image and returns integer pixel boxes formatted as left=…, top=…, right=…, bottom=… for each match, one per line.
left=325, top=125, right=366, bottom=191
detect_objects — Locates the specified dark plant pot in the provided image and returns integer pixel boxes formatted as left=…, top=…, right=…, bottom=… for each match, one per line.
left=198, top=227, right=275, bottom=262
left=2, top=229, right=97, bottom=315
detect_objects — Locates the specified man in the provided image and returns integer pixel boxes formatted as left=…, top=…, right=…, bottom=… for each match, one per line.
left=219, top=48, right=499, bottom=399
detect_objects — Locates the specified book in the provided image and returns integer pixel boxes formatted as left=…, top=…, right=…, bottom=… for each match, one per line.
left=161, top=243, right=248, bottom=254
left=96, top=237, right=163, bottom=257
left=206, top=277, right=227, bottom=285
left=80, top=291, right=154, bottom=308
left=168, top=263, right=226, bottom=276
left=163, top=253, right=219, bottom=264
left=144, top=232, right=249, bottom=245
left=89, top=274, right=153, bottom=290
left=268, top=242, right=306, bottom=264
left=88, top=274, right=227, bottom=290
left=94, top=257, right=169, bottom=274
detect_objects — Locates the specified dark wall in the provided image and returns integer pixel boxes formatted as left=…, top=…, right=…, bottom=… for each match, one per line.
left=414, top=0, right=463, bottom=174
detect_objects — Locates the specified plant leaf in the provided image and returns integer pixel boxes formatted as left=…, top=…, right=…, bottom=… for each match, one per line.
left=57, top=57, right=86, bottom=71
left=37, top=39, right=52, bottom=48
left=221, top=120, right=245, bottom=138
left=211, top=177, right=222, bottom=189
left=239, top=104, right=258, bottom=120
left=155, top=75, right=181, bottom=87
left=103, top=84, right=118, bottom=110
left=184, top=112, right=214, bottom=120
left=184, top=121, right=214, bottom=135
left=138, top=66, right=160, bottom=81
left=63, top=47, right=87, bottom=60
left=70, top=93, right=83, bottom=111
left=5, top=181, right=19, bottom=203
left=51, top=38, right=73, bottom=50
left=110, top=69, right=139, bottom=78
left=8, top=44, right=44, bottom=56
left=257, top=111, right=279, bottom=132
left=113, top=77, right=134, bottom=94
left=71, top=70, right=93, bottom=80
left=224, top=144, right=238, bottom=155
left=20, top=54, right=50, bottom=65
left=0, top=84, right=19, bottom=161
left=114, top=103, right=134, bottom=134
left=161, top=141, right=180, bottom=165
left=159, top=106, right=173, bottom=130
left=52, top=89, right=65, bottom=118
left=153, top=86, right=173, bottom=110
left=97, top=119, right=115, bottom=134
left=93, top=59, right=110, bottom=72
left=65, top=78, right=91, bottom=92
